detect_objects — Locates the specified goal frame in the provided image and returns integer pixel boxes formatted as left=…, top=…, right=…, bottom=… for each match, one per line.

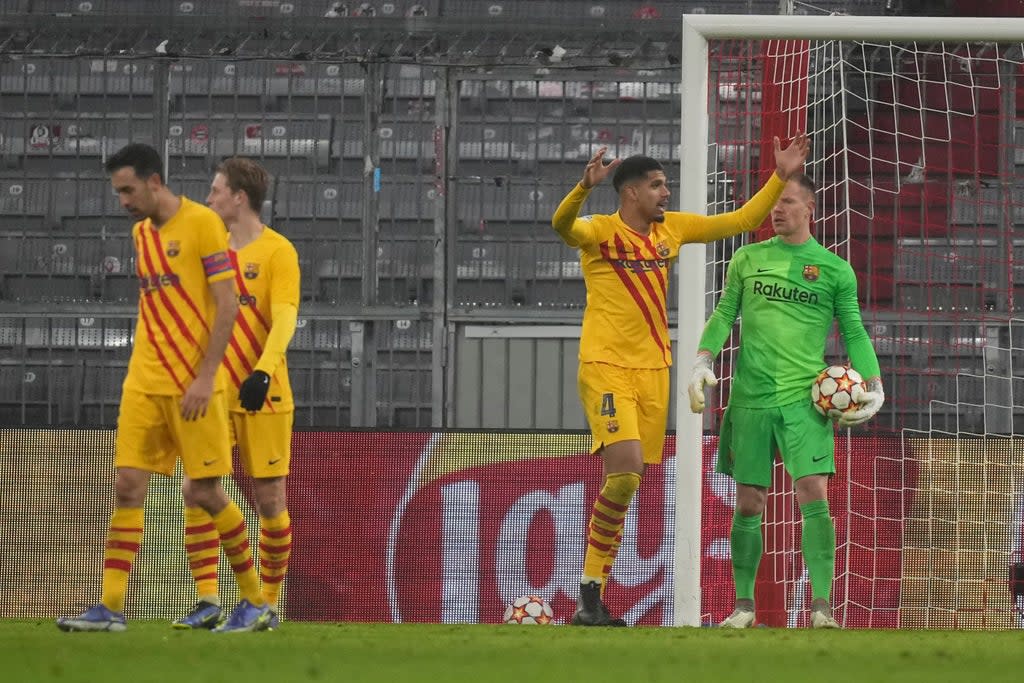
left=674, top=13, right=1024, bottom=627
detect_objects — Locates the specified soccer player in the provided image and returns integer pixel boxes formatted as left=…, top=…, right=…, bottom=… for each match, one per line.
left=173, top=157, right=300, bottom=631
left=56, top=143, right=271, bottom=632
left=687, top=174, right=884, bottom=629
left=552, top=133, right=810, bottom=626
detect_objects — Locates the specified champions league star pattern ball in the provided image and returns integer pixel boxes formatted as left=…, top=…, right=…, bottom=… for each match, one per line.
left=811, top=365, right=865, bottom=420
left=502, top=595, right=554, bottom=624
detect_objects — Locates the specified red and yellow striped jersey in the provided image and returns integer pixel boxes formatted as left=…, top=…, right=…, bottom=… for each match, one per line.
left=552, top=174, right=784, bottom=368
left=222, top=226, right=300, bottom=413
left=125, top=197, right=234, bottom=395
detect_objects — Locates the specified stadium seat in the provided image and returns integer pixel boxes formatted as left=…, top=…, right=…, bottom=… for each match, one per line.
left=951, top=184, right=1024, bottom=225
left=897, top=283, right=987, bottom=312
left=895, top=239, right=1002, bottom=286
left=377, top=239, right=433, bottom=278
left=379, top=179, right=438, bottom=221
left=378, top=121, right=434, bottom=161
left=333, top=122, right=364, bottom=160
left=290, top=358, right=350, bottom=405
left=507, top=185, right=550, bottom=222
left=456, top=240, right=509, bottom=279
left=73, top=317, right=132, bottom=358
left=79, top=360, right=127, bottom=426
left=452, top=279, right=525, bottom=308
left=382, top=368, right=431, bottom=405
left=272, top=177, right=363, bottom=233
left=0, top=114, right=144, bottom=174
left=456, top=181, right=511, bottom=226
left=379, top=319, right=432, bottom=353
left=312, top=248, right=362, bottom=304
left=847, top=139, right=999, bottom=178
left=0, top=356, right=79, bottom=424
left=166, top=114, right=331, bottom=172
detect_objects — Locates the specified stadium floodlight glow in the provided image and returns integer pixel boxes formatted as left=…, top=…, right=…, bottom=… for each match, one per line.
left=674, top=13, right=1024, bottom=628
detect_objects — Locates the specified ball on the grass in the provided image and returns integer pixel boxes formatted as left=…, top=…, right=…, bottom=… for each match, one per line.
left=502, top=595, right=553, bottom=625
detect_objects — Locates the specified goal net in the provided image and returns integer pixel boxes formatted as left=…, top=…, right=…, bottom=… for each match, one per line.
left=675, top=15, right=1024, bottom=629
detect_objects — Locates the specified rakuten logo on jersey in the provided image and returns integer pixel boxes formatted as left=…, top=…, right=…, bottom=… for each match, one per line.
left=752, top=280, right=819, bottom=305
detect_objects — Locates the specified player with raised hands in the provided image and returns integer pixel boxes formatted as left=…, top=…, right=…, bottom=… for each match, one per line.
left=552, top=131, right=809, bottom=626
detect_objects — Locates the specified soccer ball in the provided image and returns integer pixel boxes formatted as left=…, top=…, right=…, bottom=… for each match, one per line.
left=811, top=364, right=865, bottom=420
left=502, top=595, right=554, bottom=625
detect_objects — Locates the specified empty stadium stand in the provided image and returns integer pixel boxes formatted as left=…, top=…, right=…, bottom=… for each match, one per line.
left=0, top=0, right=1012, bottom=431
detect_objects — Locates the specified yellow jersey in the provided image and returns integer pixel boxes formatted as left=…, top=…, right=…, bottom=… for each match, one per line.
left=222, top=226, right=300, bottom=413
left=125, top=197, right=234, bottom=395
left=552, top=174, right=784, bottom=368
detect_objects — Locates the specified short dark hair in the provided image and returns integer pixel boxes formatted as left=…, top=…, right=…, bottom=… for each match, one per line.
left=791, top=173, right=817, bottom=197
left=612, top=155, right=664, bottom=193
left=216, top=157, right=270, bottom=212
left=105, top=143, right=164, bottom=183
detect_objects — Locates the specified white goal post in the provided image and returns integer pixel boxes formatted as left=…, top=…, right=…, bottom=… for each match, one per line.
left=674, top=13, right=1024, bottom=628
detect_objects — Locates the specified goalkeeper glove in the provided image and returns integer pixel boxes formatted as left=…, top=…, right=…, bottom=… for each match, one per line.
left=238, top=370, right=271, bottom=411
left=838, top=376, right=884, bottom=428
left=687, top=352, right=718, bottom=413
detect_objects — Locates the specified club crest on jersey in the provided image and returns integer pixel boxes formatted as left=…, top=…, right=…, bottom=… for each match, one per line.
left=244, top=262, right=260, bottom=279
left=655, top=241, right=670, bottom=258
left=166, top=240, right=180, bottom=257
left=606, top=419, right=619, bottom=433
left=803, top=264, right=820, bottom=281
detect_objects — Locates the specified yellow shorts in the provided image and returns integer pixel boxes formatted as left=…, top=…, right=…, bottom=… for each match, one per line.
left=114, top=388, right=232, bottom=479
left=231, top=410, right=293, bottom=479
left=578, top=361, right=670, bottom=465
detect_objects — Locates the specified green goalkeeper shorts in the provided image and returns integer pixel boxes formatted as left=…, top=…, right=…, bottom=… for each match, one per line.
left=715, top=399, right=834, bottom=487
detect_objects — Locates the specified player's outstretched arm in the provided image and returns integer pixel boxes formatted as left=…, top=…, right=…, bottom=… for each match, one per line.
left=678, top=132, right=808, bottom=243
left=772, top=130, right=810, bottom=181
left=552, top=147, right=620, bottom=245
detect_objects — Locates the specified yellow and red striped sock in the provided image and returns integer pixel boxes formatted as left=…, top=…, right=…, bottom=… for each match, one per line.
left=582, top=472, right=641, bottom=582
left=212, top=501, right=264, bottom=606
left=100, top=506, right=144, bottom=613
left=258, top=510, right=292, bottom=608
left=600, top=532, right=624, bottom=598
left=183, top=506, right=220, bottom=602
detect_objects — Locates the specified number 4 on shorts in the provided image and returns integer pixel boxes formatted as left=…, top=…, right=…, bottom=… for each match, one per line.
left=600, top=393, right=616, bottom=417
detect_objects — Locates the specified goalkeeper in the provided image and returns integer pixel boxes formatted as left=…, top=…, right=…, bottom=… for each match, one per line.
left=174, top=157, right=300, bottom=631
left=688, top=174, right=883, bottom=629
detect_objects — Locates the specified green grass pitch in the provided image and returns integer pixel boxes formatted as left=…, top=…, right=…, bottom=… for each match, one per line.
left=3, top=620, right=1022, bottom=683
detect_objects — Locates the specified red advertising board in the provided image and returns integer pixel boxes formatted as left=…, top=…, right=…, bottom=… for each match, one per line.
left=278, top=431, right=912, bottom=626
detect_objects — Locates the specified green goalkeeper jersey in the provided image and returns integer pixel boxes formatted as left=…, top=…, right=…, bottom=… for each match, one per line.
left=697, top=235, right=880, bottom=408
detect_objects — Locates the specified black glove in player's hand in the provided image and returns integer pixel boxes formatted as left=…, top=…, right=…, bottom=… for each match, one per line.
left=239, top=370, right=270, bottom=411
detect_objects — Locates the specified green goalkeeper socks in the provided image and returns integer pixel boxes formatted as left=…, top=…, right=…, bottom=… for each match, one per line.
left=730, top=511, right=763, bottom=601
left=800, top=500, right=836, bottom=602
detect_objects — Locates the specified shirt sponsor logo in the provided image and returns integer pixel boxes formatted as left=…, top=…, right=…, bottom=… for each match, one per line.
left=752, top=280, right=819, bottom=305
left=138, top=272, right=181, bottom=293
left=610, top=257, right=668, bottom=273
left=238, top=294, right=258, bottom=306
